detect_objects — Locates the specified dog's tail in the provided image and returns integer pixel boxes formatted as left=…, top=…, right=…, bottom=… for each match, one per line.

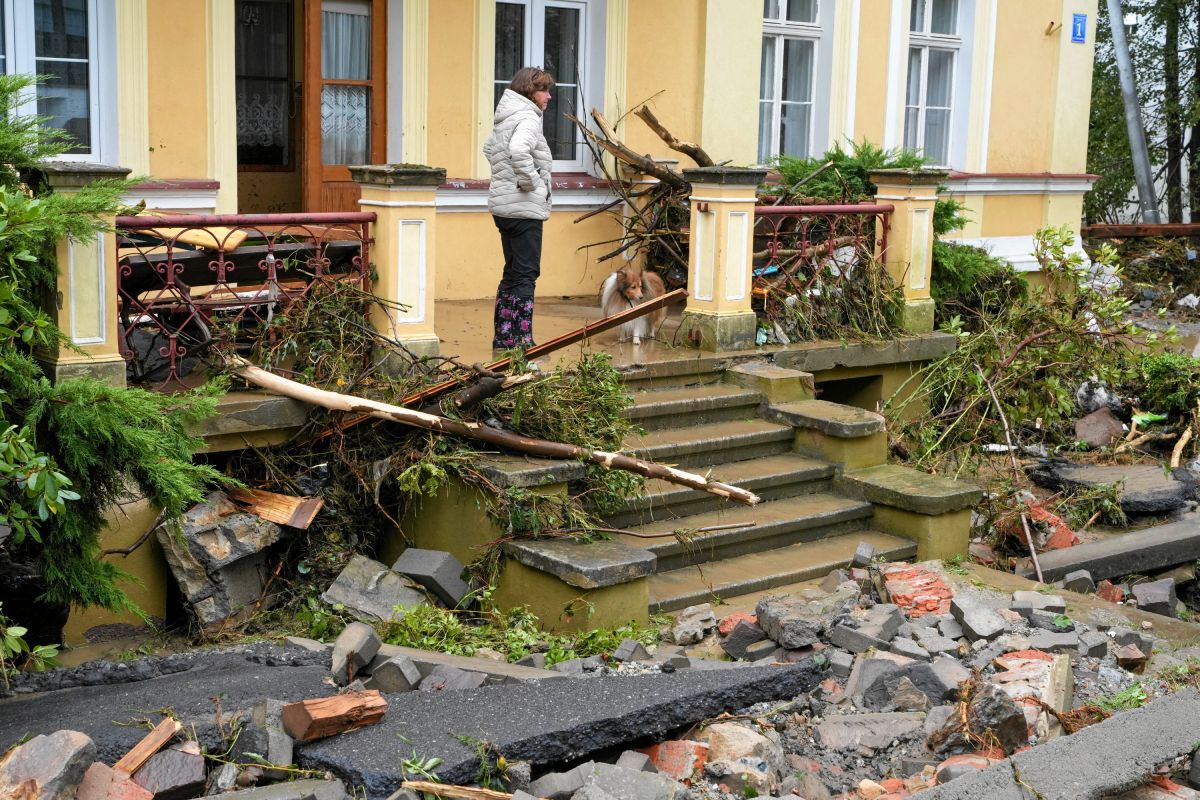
left=599, top=271, right=621, bottom=317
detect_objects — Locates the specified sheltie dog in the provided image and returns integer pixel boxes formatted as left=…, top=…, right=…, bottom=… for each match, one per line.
left=600, top=264, right=667, bottom=345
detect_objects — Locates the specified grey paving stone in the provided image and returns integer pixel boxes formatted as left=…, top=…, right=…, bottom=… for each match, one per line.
left=392, top=548, right=470, bottom=608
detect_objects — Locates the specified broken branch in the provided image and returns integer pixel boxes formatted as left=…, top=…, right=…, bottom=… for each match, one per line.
left=401, top=782, right=541, bottom=800
left=228, top=358, right=762, bottom=506
left=1170, top=426, right=1193, bottom=468
left=632, top=105, right=714, bottom=167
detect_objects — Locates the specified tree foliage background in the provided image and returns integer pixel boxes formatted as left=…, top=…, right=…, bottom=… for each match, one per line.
left=1087, top=0, right=1200, bottom=223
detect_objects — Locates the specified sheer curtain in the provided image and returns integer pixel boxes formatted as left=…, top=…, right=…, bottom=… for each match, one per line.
left=236, top=0, right=291, bottom=166
left=321, top=1, right=371, bottom=165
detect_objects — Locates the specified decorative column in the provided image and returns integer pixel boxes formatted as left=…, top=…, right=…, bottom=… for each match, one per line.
left=871, top=168, right=947, bottom=334
left=679, top=166, right=766, bottom=351
left=351, top=165, right=444, bottom=363
left=40, top=162, right=132, bottom=387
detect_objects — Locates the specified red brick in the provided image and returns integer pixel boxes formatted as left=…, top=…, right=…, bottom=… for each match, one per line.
left=881, top=564, right=954, bottom=618
left=968, top=541, right=997, bottom=565
left=717, top=612, right=757, bottom=636
left=637, top=740, right=707, bottom=783
left=879, top=777, right=905, bottom=792
left=77, top=764, right=153, bottom=800
left=1097, top=580, right=1125, bottom=604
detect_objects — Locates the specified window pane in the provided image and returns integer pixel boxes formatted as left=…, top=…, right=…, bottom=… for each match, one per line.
left=779, top=102, right=810, bottom=156
left=758, top=100, right=774, bottom=162
left=905, top=47, right=922, bottom=105
left=37, top=59, right=90, bottom=153
left=543, top=6, right=579, bottom=84
left=924, top=107, right=950, bottom=164
left=760, top=36, right=776, bottom=101
left=543, top=85, right=576, bottom=160
left=786, top=0, right=818, bottom=24
left=903, top=107, right=920, bottom=151
left=781, top=38, right=813, bottom=103
left=35, top=0, right=89, bottom=59
left=321, top=1, right=370, bottom=81
left=321, top=84, right=369, bottom=165
left=927, top=48, right=953, bottom=106
left=910, top=0, right=926, bottom=32
left=930, top=0, right=957, bottom=34
left=764, top=0, right=781, bottom=21
left=236, top=0, right=292, bottom=166
left=495, top=2, right=525, bottom=82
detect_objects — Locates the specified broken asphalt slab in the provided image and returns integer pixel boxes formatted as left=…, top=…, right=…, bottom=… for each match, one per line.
left=1016, top=515, right=1200, bottom=583
left=0, top=644, right=335, bottom=762
left=914, top=688, right=1200, bottom=799
left=295, top=662, right=821, bottom=798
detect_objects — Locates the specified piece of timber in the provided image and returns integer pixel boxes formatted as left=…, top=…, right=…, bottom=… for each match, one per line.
left=281, top=691, right=388, bottom=742
left=112, top=718, right=183, bottom=775
left=227, top=486, right=324, bottom=529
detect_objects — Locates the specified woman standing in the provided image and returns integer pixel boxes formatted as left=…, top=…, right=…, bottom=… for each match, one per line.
left=483, top=67, right=555, bottom=353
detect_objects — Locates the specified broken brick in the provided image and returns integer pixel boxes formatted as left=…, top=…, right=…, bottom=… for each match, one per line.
left=77, top=763, right=153, bottom=800
left=637, top=740, right=708, bottom=782
left=881, top=564, right=953, bottom=618
left=1097, top=580, right=1125, bottom=604
left=717, top=612, right=757, bottom=637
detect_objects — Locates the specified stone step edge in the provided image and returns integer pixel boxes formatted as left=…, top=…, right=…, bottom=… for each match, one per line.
left=764, top=399, right=885, bottom=438
left=836, top=463, right=983, bottom=516
left=611, top=460, right=836, bottom=513
left=624, top=388, right=763, bottom=420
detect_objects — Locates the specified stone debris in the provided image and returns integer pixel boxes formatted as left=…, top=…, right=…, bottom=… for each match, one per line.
left=1063, top=569, right=1096, bottom=594
left=418, top=663, right=488, bottom=692
left=391, top=548, right=469, bottom=609
left=321, top=554, right=428, bottom=624
left=131, top=741, right=206, bottom=800
left=613, top=638, right=651, bottom=662
left=0, top=730, right=96, bottom=800
left=330, top=621, right=381, bottom=685
left=670, top=604, right=717, bottom=645
left=156, top=491, right=289, bottom=629
left=1134, top=578, right=1180, bottom=617
left=363, top=654, right=422, bottom=693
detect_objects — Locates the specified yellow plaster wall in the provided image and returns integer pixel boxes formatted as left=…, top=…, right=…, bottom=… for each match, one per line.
left=852, top=1, right=891, bottom=146
left=436, top=210, right=621, bottom=300
left=986, top=2, right=1058, bottom=172
left=698, top=0, right=762, bottom=165
left=427, top=0, right=479, bottom=178
left=978, top=195, right=1048, bottom=237
left=1047, top=0, right=1099, bottom=173
left=624, top=0, right=704, bottom=160
left=146, top=0, right=209, bottom=178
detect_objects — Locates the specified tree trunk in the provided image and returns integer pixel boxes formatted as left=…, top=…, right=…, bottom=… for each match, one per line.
left=1164, top=1, right=1184, bottom=222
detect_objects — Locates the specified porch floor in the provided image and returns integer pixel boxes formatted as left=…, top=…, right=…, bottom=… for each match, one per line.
left=434, top=295, right=688, bottom=369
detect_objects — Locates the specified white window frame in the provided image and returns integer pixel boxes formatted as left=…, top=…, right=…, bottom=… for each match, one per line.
left=758, top=0, right=834, bottom=164
left=0, top=0, right=116, bottom=164
left=905, top=0, right=960, bottom=167
left=494, top=0, right=590, bottom=172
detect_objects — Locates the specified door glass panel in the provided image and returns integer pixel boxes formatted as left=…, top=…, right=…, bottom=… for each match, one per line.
left=34, top=0, right=91, bottom=153
left=927, top=48, right=953, bottom=107
left=495, top=2, right=525, bottom=107
left=786, top=0, right=817, bottom=24
left=930, top=0, right=957, bottom=35
left=321, top=0, right=370, bottom=165
left=543, top=5, right=580, bottom=161
left=321, top=84, right=369, bottom=165
left=236, top=0, right=292, bottom=166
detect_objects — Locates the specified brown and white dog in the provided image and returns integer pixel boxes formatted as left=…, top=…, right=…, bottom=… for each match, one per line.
left=600, top=264, right=666, bottom=345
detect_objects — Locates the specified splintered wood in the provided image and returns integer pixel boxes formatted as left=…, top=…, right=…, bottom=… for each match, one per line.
left=227, top=486, right=324, bottom=529
left=112, top=718, right=182, bottom=775
left=281, top=691, right=388, bottom=741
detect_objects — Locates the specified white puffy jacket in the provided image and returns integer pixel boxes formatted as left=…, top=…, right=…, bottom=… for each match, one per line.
left=484, top=89, right=553, bottom=220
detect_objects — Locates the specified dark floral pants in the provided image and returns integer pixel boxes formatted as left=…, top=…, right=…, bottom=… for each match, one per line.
left=493, top=293, right=535, bottom=349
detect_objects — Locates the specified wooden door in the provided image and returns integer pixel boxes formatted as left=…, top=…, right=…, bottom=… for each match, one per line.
left=302, top=0, right=387, bottom=212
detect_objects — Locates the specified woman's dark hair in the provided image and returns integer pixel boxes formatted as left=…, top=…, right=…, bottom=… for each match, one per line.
left=509, top=67, right=555, bottom=100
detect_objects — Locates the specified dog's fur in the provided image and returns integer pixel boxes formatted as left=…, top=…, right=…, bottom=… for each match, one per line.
left=600, top=264, right=667, bottom=345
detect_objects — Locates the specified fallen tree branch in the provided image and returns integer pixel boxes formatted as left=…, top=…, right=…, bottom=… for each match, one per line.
left=1114, top=431, right=1177, bottom=454
left=1171, top=426, right=1193, bottom=468
left=453, top=372, right=536, bottom=412
left=101, top=510, right=166, bottom=557
left=633, top=105, right=714, bottom=167
left=228, top=358, right=761, bottom=506
left=570, top=110, right=688, bottom=189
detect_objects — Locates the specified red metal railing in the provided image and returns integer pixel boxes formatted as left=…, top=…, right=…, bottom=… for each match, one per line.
left=752, top=202, right=893, bottom=288
left=115, top=212, right=375, bottom=388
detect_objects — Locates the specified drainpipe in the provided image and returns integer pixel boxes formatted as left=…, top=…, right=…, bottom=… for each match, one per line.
left=1106, top=0, right=1161, bottom=224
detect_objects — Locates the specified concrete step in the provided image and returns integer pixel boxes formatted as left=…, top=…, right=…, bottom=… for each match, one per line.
left=624, top=384, right=763, bottom=431
left=649, top=530, right=917, bottom=612
left=603, top=453, right=835, bottom=529
left=617, top=355, right=729, bottom=391
left=623, top=419, right=794, bottom=469
left=614, top=492, right=874, bottom=572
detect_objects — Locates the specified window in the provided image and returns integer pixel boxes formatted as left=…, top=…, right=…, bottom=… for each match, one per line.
left=758, top=0, right=826, bottom=163
left=236, top=0, right=293, bottom=167
left=320, top=0, right=372, bottom=166
left=904, top=0, right=959, bottom=166
left=1, top=0, right=111, bottom=161
left=494, top=0, right=587, bottom=169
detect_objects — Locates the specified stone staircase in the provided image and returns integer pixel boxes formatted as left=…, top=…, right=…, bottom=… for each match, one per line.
left=611, top=360, right=919, bottom=612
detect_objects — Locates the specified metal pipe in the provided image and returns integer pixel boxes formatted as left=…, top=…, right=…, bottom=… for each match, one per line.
left=1106, top=0, right=1161, bottom=224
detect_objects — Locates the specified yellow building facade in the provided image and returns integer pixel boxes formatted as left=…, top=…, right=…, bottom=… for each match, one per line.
left=21, top=0, right=1097, bottom=315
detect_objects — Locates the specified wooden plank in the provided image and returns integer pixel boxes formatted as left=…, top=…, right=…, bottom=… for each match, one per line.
left=1082, top=223, right=1200, bottom=239
left=402, top=782, right=547, bottom=800
left=281, top=691, right=387, bottom=741
left=112, top=718, right=182, bottom=775
left=227, top=486, right=324, bottom=529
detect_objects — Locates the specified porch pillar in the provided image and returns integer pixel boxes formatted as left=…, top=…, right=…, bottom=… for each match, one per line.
left=351, top=164, right=444, bottom=362
left=679, top=166, right=767, bottom=351
left=870, top=168, right=947, bottom=334
left=39, top=162, right=132, bottom=387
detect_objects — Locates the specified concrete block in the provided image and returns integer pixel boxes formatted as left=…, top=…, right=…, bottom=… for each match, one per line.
left=1132, top=578, right=1178, bottom=617
left=743, top=639, right=780, bottom=662
left=951, top=598, right=1005, bottom=641
left=528, top=762, right=592, bottom=800
left=365, top=654, right=422, bottom=693
left=250, top=699, right=294, bottom=778
left=615, top=750, right=657, bottom=773
left=937, top=618, right=964, bottom=640
left=392, top=548, right=470, bottom=608
left=331, top=621, right=381, bottom=685
left=672, top=604, right=717, bottom=645
left=1028, top=631, right=1081, bottom=653
left=827, top=623, right=889, bottom=654
left=724, top=361, right=814, bottom=403
left=820, top=569, right=850, bottom=593
left=1011, top=591, right=1067, bottom=613
left=583, top=762, right=683, bottom=800
left=890, top=637, right=931, bottom=661
left=1078, top=631, right=1109, bottom=659
left=852, top=541, right=876, bottom=567
left=322, top=554, right=426, bottom=624
left=418, top=664, right=488, bottom=692
left=132, top=743, right=206, bottom=800
left=814, top=712, right=925, bottom=750
left=720, top=621, right=767, bottom=660
left=915, top=628, right=959, bottom=656
left=828, top=649, right=854, bottom=678
left=0, top=730, right=96, bottom=800
left=516, top=652, right=547, bottom=669
left=1062, top=570, right=1095, bottom=594
left=766, top=399, right=885, bottom=437
left=613, top=638, right=650, bottom=662
left=839, top=463, right=983, bottom=516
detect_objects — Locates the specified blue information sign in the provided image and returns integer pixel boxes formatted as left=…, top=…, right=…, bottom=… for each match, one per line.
left=1071, top=13, right=1087, bottom=43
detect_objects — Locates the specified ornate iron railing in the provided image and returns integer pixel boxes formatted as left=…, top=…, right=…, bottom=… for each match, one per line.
left=115, top=212, right=375, bottom=388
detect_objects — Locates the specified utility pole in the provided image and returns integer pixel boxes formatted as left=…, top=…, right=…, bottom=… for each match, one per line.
left=1106, top=0, right=1161, bottom=223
